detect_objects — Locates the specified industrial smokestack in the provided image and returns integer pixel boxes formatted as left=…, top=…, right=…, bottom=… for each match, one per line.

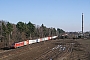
left=82, top=13, right=83, bottom=35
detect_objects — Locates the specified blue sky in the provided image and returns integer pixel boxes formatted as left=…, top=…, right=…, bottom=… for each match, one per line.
left=0, top=0, right=90, bottom=32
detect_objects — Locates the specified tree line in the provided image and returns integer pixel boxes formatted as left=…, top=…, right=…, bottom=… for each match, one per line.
left=0, top=21, right=65, bottom=46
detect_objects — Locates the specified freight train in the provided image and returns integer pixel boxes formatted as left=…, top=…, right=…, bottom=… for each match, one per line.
left=9, top=36, right=58, bottom=49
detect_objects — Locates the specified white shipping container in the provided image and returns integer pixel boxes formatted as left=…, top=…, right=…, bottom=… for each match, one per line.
left=31, top=40, right=36, bottom=44
left=50, top=37, right=52, bottom=39
left=42, top=38, right=45, bottom=41
left=24, top=41, right=27, bottom=45
left=52, top=36, right=58, bottom=39
left=45, top=37, right=48, bottom=40
left=24, top=40, right=29, bottom=45
left=38, top=39, right=40, bottom=42
left=29, top=40, right=33, bottom=44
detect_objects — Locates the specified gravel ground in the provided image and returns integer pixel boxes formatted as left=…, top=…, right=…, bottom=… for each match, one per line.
left=0, top=39, right=90, bottom=60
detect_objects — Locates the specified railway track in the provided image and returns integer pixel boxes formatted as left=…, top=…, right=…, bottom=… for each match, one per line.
left=35, top=41, right=74, bottom=60
left=0, top=45, right=41, bottom=60
left=0, top=49, right=14, bottom=54
left=0, top=39, right=77, bottom=60
left=35, top=44, right=68, bottom=60
left=0, top=40, right=56, bottom=60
